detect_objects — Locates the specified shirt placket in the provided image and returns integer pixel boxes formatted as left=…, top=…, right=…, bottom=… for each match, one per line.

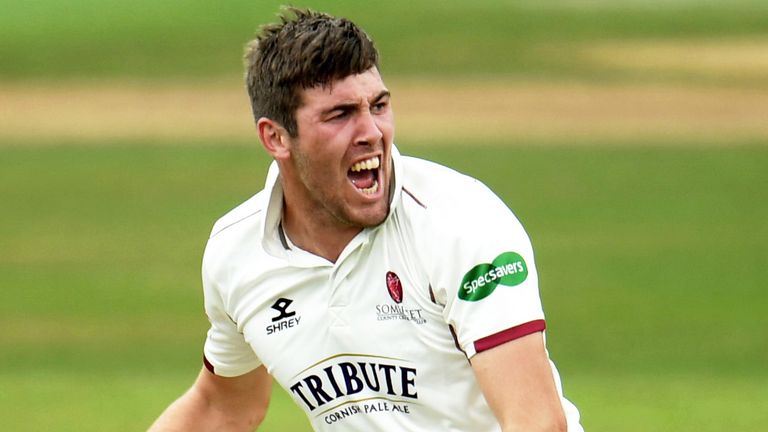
left=327, top=233, right=369, bottom=328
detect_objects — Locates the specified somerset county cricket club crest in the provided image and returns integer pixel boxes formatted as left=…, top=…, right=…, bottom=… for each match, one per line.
left=386, top=271, right=403, bottom=304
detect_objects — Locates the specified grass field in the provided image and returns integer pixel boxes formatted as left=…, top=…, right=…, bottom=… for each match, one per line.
left=1, top=143, right=766, bottom=431
left=2, top=0, right=767, bottom=431
left=2, top=0, right=767, bottom=84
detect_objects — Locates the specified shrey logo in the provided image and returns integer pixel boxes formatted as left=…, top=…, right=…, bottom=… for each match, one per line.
left=459, top=252, right=528, bottom=302
left=271, top=297, right=296, bottom=321
left=266, top=297, right=301, bottom=335
left=386, top=271, right=403, bottom=304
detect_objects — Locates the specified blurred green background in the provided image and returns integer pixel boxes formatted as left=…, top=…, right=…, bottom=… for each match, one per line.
left=1, top=1, right=767, bottom=431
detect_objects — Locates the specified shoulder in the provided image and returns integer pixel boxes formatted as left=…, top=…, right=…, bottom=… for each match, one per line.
left=398, top=155, right=531, bottom=257
left=401, top=155, right=479, bottom=191
left=203, top=190, right=269, bottom=277
left=209, top=190, right=268, bottom=240
left=396, top=153, right=528, bottom=250
left=395, top=156, right=534, bottom=306
left=400, top=156, right=512, bottom=224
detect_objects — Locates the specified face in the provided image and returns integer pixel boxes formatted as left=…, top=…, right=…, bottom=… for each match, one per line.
left=281, top=68, right=394, bottom=230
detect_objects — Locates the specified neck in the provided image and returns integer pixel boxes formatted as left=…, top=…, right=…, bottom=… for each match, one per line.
left=281, top=200, right=361, bottom=263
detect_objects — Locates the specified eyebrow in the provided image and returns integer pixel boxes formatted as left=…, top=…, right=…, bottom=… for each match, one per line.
left=321, top=90, right=391, bottom=116
left=371, top=90, right=391, bottom=104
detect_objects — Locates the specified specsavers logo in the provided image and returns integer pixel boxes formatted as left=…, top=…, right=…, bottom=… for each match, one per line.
left=459, top=252, right=528, bottom=302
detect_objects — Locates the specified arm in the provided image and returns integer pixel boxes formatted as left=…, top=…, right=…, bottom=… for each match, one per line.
left=148, top=365, right=272, bottom=432
left=471, top=332, right=566, bottom=432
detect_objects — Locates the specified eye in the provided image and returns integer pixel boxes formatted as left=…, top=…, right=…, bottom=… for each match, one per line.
left=327, top=110, right=351, bottom=121
left=371, top=100, right=388, bottom=114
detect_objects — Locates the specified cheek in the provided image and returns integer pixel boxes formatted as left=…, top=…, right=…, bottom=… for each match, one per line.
left=302, top=143, right=346, bottom=183
left=377, top=115, right=395, bottom=137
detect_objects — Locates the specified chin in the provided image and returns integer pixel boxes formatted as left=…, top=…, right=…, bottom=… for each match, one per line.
left=348, top=208, right=389, bottom=228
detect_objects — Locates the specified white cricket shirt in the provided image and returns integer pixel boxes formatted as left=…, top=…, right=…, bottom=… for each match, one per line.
left=202, top=146, right=583, bottom=431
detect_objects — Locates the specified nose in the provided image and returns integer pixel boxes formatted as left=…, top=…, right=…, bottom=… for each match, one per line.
left=355, top=110, right=383, bottom=146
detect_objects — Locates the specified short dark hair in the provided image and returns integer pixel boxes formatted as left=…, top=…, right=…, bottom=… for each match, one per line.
left=244, top=8, right=379, bottom=136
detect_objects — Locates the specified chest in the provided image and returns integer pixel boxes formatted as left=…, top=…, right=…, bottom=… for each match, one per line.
left=237, top=238, right=450, bottom=364
left=226, top=236, right=468, bottom=417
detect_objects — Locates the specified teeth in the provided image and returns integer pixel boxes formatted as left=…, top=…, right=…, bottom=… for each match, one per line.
left=360, top=180, right=379, bottom=195
left=350, top=156, right=380, bottom=172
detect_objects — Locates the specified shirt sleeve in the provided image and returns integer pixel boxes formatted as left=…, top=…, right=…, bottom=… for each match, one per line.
left=201, top=247, right=262, bottom=377
left=429, top=178, right=545, bottom=359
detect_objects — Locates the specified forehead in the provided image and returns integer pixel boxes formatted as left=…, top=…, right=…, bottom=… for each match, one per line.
left=298, top=68, right=388, bottom=110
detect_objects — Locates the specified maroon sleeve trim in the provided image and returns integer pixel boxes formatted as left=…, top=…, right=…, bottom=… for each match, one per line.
left=473, top=319, right=546, bottom=354
left=203, top=355, right=215, bottom=374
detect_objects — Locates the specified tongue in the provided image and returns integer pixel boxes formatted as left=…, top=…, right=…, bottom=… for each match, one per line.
left=349, top=170, right=375, bottom=189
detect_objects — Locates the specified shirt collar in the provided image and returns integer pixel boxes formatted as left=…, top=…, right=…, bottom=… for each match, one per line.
left=260, top=144, right=404, bottom=257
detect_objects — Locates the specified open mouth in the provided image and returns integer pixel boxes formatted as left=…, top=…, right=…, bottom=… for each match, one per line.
left=348, top=156, right=380, bottom=195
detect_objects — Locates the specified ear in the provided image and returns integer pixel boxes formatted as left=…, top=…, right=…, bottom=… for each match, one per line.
left=257, top=117, right=291, bottom=160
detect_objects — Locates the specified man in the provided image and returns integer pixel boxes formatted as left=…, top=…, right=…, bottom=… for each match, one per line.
left=150, top=8, right=582, bottom=432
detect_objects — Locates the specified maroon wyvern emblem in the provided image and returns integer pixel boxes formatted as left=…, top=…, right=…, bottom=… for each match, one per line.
left=386, top=271, right=403, bottom=304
